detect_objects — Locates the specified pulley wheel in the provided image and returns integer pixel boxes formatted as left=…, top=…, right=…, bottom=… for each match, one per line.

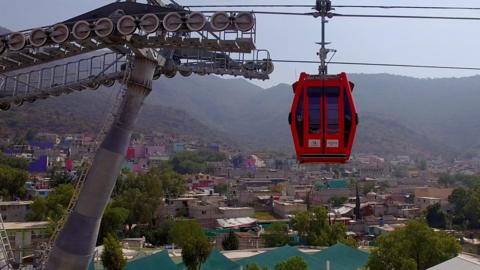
left=261, top=60, right=274, bottom=74
left=94, top=18, right=114, bottom=38
left=29, top=28, right=48, bottom=47
left=179, top=69, right=193, bottom=77
left=0, top=103, right=11, bottom=111
left=50, top=24, right=70, bottom=44
left=0, top=39, right=5, bottom=54
left=163, top=12, right=183, bottom=32
left=139, top=13, right=160, bottom=33
left=164, top=68, right=177, bottom=78
left=186, top=12, right=206, bottom=32
left=87, top=82, right=100, bottom=90
left=13, top=99, right=23, bottom=106
left=72, top=21, right=91, bottom=40
left=7, top=32, right=26, bottom=51
left=234, top=12, right=255, bottom=32
left=117, top=15, right=137, bottom=36
left=210, top=12, right=230, bottom=31
left=101, top=79, right=115, bottom=87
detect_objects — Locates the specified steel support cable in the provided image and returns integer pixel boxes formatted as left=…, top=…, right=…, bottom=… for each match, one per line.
left=5, top=9, right=480, bottom=37
left=221, top=11, right=480, bottom=21
left=271, top=59, right=480, bottom=71
left=187, top=4, right=480, bottom=11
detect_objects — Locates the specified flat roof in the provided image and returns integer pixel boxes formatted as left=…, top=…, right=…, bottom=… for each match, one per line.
left=3, top=221, right=49, bottom=230
left=417, top=197, right=441, bottom=200
left=0, top=201, right=33, bottom=206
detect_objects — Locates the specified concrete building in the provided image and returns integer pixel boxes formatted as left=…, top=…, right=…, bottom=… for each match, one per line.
left=415, top=197, right=442, bottom=210
left=4, top=221, right=49, bottom=261
left=0, top=201, right=33, bottom=222
left=273, top=200, right=307, bottom=218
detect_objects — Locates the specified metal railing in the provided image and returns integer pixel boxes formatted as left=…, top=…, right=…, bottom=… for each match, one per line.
left=0, top=52, right=126, bottom=108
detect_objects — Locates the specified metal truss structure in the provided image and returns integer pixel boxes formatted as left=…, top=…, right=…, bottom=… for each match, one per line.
left=0, top=1, right=274, bottom=269
left=0, top=1, right=273, bottom=110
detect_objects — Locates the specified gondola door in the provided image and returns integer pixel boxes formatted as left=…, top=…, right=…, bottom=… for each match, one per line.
left=302, top=79, right=344, bottom=161
left=322, top=79, right=344, bottom=158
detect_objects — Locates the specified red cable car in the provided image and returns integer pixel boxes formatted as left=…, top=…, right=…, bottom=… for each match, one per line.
left=289, top=72, right=358, bottom=163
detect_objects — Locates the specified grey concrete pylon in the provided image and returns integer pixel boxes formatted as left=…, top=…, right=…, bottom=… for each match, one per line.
left=45, top=55, right=157, bottom=270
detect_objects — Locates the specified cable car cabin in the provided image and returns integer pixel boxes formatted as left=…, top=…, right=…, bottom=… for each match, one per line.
left=289, top=72, right=358, bottom=164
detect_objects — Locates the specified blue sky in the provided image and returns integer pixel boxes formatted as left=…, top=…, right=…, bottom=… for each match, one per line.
left=1, top=0, right=480, bottom=88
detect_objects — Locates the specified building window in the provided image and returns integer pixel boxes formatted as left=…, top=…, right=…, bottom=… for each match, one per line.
left=202, top=210, right=207, bottom=215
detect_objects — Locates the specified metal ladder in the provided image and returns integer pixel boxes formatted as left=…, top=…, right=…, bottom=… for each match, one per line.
left=0, top=214, right=15, bottom=270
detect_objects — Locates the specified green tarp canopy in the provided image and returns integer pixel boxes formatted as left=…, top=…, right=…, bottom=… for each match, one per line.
left=177, top=249, right=241, bottom=270
left=88, top=259, right=95, bottom=270
left=236, top=245, right=325, bottom=270
left=125, top=250, right=177, bottom=270
left=311, top=243, right=369, bottom=270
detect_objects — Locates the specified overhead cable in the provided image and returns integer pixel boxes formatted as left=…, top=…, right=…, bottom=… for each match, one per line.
left=271, top=59, right=480, bottom=71
left=187, top=4, right=480, bottom=11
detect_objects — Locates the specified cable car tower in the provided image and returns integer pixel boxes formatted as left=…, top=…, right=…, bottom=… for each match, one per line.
left=0, top=1, right=273, bottom=269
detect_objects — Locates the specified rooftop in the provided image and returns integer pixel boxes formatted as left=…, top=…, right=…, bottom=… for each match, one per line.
left=3, top=221, right=49, bottom=230
left=0, top=200, right=33, bottom=206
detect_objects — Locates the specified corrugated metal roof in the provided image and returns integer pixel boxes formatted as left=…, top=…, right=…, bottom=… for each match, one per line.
left=312, top=243, right=369, bottom=270
left=178, top=249, right=241, bottom=270
left=237, top=245, right=326, bottom=270
left=125, top=250, right=177, bottom=270
left=427, top=254, right=480, bottom=270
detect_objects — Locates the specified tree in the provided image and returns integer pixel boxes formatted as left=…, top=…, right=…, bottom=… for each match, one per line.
left=367, top=220, right=461, bottom=270
left=170, top=220, right=212, bottom=270
left=0, top=154, right=28, bottom=170
left=438, top=174, right=455, bottom=187
left=448, top=187, right=480, bottom=229
left=51, top=171, right=73, bottom=187
left=27, top=197, right=48, bottom=221
left=425, top=203, right=447, bottom=229
left=329, top=196, right=348, bottom=207
left=393, top=166, right=408, bottom=178
left=0, top=165, right=28, bottom=200
left=222, top=230, right=239, bottom=250
left=245, top=264, right=268, bottom=270
left=291, top=207, right=349, bottom=246
left=418, top=160, right=427, bottom=171
left=98, top=204, right=129, bottom=244
left=263, top=222, right=290, bottom=248
left=125, top=220, right=173, bottom=246
left=112, top=166, right=185, bottom=227
left=275, top=257, right=308, bottom=270
left=169, top=150, right=226, bottom=174
left=362, top=182, right=375, bottom=195
left=27, top=184, right=74, bottom=233
left=214, top=183, right=228, bottom=195
left=101, top=233, right=126, bottom=270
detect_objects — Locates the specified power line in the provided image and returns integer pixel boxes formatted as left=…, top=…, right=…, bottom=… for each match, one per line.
left=271, top=59, right=480, bottom=71
left=187, top=4, right=480, bottom=11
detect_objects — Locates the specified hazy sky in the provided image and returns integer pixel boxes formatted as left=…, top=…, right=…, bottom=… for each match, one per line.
left=2, top=0, right=480, bottom=88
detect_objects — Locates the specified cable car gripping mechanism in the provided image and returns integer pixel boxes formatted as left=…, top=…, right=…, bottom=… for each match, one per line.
left=314, top=0, right=334, bottom=76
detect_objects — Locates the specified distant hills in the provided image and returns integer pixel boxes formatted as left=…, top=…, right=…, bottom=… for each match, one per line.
left=4, top=71, right=480, bottom=159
